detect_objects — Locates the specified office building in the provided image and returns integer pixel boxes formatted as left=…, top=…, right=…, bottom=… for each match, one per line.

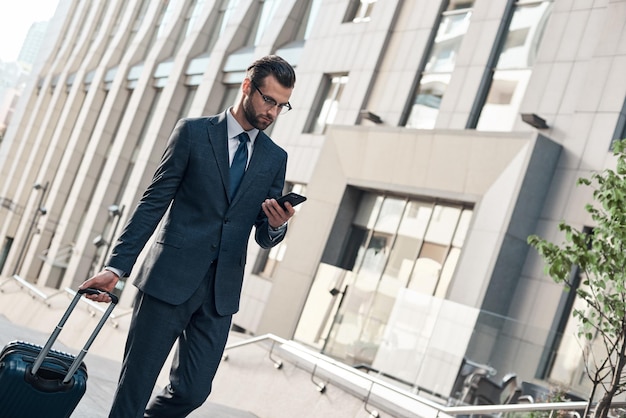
left=1, top=0, right=625, bottom=401
left=17, top=21, right=49, bottom=70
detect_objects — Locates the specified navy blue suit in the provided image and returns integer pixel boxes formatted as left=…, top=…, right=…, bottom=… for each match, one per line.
left=106, top=113, right=287, bottom=417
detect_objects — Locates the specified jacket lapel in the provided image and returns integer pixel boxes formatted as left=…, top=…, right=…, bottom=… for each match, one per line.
left=206, top=113, right=230, bottom=200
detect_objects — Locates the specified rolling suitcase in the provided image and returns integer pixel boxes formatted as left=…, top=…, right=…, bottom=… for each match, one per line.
left=0, top=287, right=118, bottom=418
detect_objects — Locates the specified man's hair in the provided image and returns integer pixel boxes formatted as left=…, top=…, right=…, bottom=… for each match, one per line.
left=247, top=55, right=296, bottom=88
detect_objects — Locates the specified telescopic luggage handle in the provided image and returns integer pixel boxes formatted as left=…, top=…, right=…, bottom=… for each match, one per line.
left=31, top=287, right=118, bottom=383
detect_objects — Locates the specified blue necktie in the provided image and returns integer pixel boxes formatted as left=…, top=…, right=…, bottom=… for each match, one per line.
left=229, top=132, right=249, bottom=198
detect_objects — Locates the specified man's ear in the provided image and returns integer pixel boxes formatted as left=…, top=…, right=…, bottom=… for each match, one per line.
left=242, top=78, right=252, bottom=95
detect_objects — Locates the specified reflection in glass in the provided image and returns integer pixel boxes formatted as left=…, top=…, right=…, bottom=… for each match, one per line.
left=406, top=74, right=451, bottom=129
left=374, top=197, right=404, bottom=234
left=425, top=10, right=472, bottom=73
left=548, top=289, right=588, bottom=386
left=436, top=247, right=460, bottom=298
left=311, top=75, right=349, bottom=134
left=298, top=0, right=323, bottom=41
left=406, top=3, right=473, bottom=129
left=354, top=193, right=383, bottom=229
left=477, top=1, right=552, bottom=131
left=497, top=1, right=551, bottom=69
left=452, top=209, right=472, bottom=247
left=295, top=264, right=355, bottom=349
left=156, top=0, right=178, bottom=39
left=252, top=0, right=281, bottom=46
left=424, top=205, right=461, bottom=244
left=318, top=193, right=472, bottom=367
left=352, top=0, right=377, bottom=23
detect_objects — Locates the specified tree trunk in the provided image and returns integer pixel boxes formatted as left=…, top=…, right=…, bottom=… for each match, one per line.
left=593, top=334, right=626, bottom=418
left=584, top=383, right=597, bottom=418
left=595, top=390, right=614, bottom=418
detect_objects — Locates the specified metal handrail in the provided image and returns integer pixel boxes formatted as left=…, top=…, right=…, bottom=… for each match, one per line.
left=63, top=288, right=132, bottom=328
left=354, top=363, right=448, bottom=400
left=223, top=333, right=626, bottom=417
left=0, top=275, right=65, bottom=306
left=0, top=276, right=130, bottom=327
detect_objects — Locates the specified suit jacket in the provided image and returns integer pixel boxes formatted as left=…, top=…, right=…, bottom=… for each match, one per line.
left=106, top=113, right=287, bottom=315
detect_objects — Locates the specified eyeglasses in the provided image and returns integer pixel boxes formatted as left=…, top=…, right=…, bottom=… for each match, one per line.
left=251, top=81, right=292, bottom=115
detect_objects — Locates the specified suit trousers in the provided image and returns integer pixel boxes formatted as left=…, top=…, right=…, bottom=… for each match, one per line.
left=108, top=262, right=232, bottom=418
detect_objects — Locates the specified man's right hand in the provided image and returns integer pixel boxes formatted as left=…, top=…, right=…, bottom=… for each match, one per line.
left=79, top=269, right=119, bottom=302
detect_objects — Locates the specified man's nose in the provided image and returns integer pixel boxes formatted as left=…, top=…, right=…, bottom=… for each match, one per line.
left=268, top=105, right=281, bottom=117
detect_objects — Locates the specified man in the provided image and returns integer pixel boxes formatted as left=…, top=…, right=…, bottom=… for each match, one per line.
left=80, top=55, right=297, bottom=417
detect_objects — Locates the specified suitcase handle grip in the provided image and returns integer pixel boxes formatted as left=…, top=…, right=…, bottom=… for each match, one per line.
left=31, top=287, right=117, bottom=382
left=78, top=287, right=119, bottom=304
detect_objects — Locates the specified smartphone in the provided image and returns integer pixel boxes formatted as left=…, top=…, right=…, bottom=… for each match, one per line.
left=276, top=192, right=307, bottom=209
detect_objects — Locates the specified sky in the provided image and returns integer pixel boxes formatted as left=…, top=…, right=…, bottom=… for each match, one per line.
left=0, top=0, right=60, bottom=62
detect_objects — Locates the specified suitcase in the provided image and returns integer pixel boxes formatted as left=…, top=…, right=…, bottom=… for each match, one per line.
left=0, top=287, right=118, bottom=418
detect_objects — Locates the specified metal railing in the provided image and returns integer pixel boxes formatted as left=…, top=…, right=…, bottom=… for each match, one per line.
left=0, top=274, right=65, bottom=306
left=0, top=275, right=130, bottom=327
left=223, top=333, right=626, bottom=418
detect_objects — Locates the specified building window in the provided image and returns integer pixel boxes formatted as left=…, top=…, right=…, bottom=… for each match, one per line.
left=543, top=228, right=589, bottom=386
left=295, top=191, right=473, bottom=367
left=87, top=3, right=110, bottom=52
left=213, top=0, right=240, bottom=49
left=156, top=0, right=178, bottom=39
left=145, top=0, right=176, bottom=54
left=243, top=0, right=281, bottom=47
left=275, top=0, right=323, bottom=66
left=172, top=0, right=205, bottom=53
left=405, top=1, right=474, bottom=129
left=307, top=74, right=349, bottom=134
left=296, top=0, right=323, bottom=42
left=253, top=183, right=307, bottom=278
left=69, top=1, right=94, bottom=53
left=185, top=0, right=239, bottom=80
left=186, top=0, right=205, bottom=37
left=221, top=0, right=279, bottom=85
left=611, top=96, right=626, bottom=147
left=121, top=0, right=150, bottom=52
left=0, top=237, right=14, bottom=276
left=219, top=85, right=240, bottom=113
left=345, top=0, right=376, bottom=23
left=177, top=85, right=198, bottom=120
left=474, top=1, right=552, bottom=131
left=103, top=1, right=130, bottom=52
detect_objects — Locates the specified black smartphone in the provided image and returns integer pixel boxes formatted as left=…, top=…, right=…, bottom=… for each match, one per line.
left=276, top=192, right=307, bottom=209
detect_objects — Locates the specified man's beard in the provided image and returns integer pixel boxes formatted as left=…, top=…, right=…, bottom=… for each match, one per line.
left=243, top=96, right=273, bottom=131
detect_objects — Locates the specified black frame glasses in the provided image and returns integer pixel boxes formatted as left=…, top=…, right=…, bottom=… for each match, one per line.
left=251, top=81, right=292, bottom=115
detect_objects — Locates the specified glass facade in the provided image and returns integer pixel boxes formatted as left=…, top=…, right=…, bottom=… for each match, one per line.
left=308, top=74, right=349, bottom=134
left=351, top=0, right=377, bottom=23
left=476, top=1, right=552, bottom=131
left=296, top=192, right=473, bottom=371
left=406, top=1, right=474, bottom=129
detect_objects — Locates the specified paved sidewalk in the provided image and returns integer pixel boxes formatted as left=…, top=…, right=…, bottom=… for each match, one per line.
left=0, top=314, right=258, bottom=417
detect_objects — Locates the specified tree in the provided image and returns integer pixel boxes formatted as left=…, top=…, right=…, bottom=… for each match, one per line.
left=528, top=138, right=626, bottom=418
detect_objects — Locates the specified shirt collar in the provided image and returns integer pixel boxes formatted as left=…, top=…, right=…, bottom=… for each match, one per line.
left=226, top=108, right=259, bottom=144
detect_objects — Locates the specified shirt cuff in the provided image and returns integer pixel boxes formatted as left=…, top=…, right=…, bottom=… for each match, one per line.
left=104, top=266, right=124, bottom=278
left=268, top=222, right=287, bottom=238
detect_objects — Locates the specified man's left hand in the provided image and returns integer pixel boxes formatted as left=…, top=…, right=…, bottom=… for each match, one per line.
left=262, top=198, right=295, bottom=229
